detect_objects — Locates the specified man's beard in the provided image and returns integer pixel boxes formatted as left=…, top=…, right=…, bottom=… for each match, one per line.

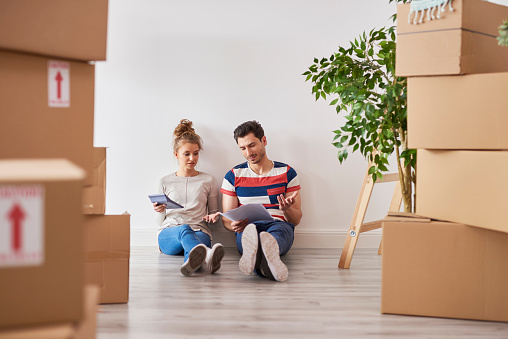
left=247, top=148, right=266, bottom=164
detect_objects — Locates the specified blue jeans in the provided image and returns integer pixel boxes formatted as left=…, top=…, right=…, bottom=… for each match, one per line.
left=236, top=220, right=295, bottom=256
left=158, top=225, right=211, bottom=261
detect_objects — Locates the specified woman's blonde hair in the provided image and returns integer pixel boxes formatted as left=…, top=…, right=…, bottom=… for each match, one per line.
left=173, top=119, right=202, bottom=152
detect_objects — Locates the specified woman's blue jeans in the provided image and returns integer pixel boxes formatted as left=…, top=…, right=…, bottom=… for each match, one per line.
left=158, top=224, right=211, bottom=261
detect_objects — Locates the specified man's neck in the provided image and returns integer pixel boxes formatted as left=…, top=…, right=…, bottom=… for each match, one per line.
left=249, top=157, right=273, bottom=175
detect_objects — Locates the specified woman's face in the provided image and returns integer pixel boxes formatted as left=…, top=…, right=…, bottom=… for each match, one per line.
left=175, top=142, right=200, bottom=171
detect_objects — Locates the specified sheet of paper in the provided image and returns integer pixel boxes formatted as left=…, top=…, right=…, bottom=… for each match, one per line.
left=148, top=194, right=184, bottom=209
left=220, top=203, right=274, bottom=223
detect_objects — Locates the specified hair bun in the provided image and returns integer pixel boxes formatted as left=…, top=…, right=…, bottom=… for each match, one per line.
left=173, top=119, right=203, bottom=152
left=174, top=119, right=196, bottom=138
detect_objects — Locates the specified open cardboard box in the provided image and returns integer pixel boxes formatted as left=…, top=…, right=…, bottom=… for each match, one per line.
left=396, top=0, right=508, bottom=76
left=382, top=214, right=508, bottom=322
left=407, top=72, right=508, bottom=149
left=0, top=0, right=108, bottom=61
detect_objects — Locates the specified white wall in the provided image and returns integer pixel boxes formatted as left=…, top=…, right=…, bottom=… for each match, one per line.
left=94, top=0, right=401, bottom=248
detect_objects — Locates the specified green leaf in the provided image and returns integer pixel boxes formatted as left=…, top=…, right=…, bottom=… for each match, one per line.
left=330, top=98, right=339, bottom=106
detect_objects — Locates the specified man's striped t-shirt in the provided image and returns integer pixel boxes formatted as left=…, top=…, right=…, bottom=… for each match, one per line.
left=220, top=161, right=301, bottom=222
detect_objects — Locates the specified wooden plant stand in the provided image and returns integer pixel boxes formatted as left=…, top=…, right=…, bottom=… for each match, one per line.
left=338, top=167, right=403, bottom=269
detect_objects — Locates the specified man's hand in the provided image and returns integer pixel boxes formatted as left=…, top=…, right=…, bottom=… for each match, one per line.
left=277, top=191, right=302, bottom=226
left=153, top=202, right=166, bottom=213
left=203, top=212, right=221, bottom=224
left=231, top=218, right=249, bottom=233
left=277, top=191, right=299, bottom=211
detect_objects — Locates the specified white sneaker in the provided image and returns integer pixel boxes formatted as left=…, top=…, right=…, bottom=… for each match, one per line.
left=239, top=224, right=258, bottom=275
left=259, top=232, right=288, bottom=282
left=180, top=244, right=207, bottom=277
left=203, top=243, right=225, bottom=274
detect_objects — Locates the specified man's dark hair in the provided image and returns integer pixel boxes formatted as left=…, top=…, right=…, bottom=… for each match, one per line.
left=233, top=120, right=264, bottom=143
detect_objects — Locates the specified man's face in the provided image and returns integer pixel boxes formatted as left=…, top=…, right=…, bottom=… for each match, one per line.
left=237, top=133, right=266, bottom=165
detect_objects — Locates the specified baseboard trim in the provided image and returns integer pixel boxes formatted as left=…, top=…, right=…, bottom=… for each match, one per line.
left=130, top=228, right=382, bottom=249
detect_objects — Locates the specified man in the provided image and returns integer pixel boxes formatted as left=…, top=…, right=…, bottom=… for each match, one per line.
left=220, top=121, right=302, bottom=282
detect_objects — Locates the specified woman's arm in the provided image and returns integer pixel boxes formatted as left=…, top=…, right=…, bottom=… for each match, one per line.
left=154, top=179, right=166, bottom=226
left=203, top=177, right=221, bottom=224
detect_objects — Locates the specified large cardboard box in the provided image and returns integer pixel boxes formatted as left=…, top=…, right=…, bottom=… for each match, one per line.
left=382, top=216, right=508, bottom=322
left=407, top=72, right=508, bottom=149
left=416, top=149, right=508, bottom=233
left=396, top=0, right=508, bottom=76
left=83, top=147, right=106, bottom=214
left=0, top=159, right=85, bottom=328
left=0, top=50, right=95, bottom=186
left=0, top=285, right=101, bottom=339
left=84, top=214, right=130, bottom=304
left=0, top=0, right=108, bottom=61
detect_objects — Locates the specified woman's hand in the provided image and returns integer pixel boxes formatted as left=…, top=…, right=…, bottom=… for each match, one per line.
left=153, top=202, right=166, bottom=213
left=203, top=212, right=221, bottom=224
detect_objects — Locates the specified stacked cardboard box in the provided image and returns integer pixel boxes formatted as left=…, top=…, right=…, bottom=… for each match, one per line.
left=382, top=0, right=508, bottom=322
left=0, top=0, right=129, bottom=335
left=0, top=160, right=86, bottom=328
left=82, top=147, right=131, bottom=305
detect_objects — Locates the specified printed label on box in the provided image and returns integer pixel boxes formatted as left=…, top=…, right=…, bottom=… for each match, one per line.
left=48, top=60, right=70, bottom=108
left=0, top=185, right=45, bottom=267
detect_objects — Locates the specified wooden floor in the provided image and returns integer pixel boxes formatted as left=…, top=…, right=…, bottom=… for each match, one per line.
left=97, top=247, right=508, bottom=338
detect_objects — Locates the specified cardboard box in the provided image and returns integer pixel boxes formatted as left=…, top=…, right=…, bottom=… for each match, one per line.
left=0, top=159, right=85, bottom=328
left=74, top=285, right=100, bottom=339
left=0, top=285, right=101, bottom=339
left=416, top=150, right=508, bottom=233
left=0, top=50, right=95, bottom=186
left=83, top=148, right=106, bottom=214
left=407, top=72, right=508, bottom=149
left=382, top=216, right=508, bottom=322
left=0, top=0, right=108, bottom=61
left=396, top=0, right=508, bottom=76
left=84, top=214, right=130, bottom=304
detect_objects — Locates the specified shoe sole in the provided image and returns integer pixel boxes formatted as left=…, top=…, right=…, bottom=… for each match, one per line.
left=239, top=224, right=258, bottom=275
left=260, top=232, right=288, bottom=282
left=209, top=244, right=225, bottom=274
left=180, top=244, right=207, bottom=277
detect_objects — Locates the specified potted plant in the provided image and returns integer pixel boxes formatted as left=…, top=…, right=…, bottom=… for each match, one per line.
left=499, top=20, right=508, bottom=46
left=302, top=0, right=415, bottom=212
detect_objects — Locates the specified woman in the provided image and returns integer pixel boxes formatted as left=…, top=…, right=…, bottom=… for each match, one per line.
left=154, top=119, right=223, bottom=276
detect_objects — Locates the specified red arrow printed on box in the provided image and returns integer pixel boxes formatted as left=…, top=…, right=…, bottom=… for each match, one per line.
left=8, top=204, right=25, bottom=251
left=55, top=71, right=63, bottom=99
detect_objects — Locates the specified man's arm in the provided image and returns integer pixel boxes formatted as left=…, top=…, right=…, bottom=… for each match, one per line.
left=222, top=194, right=249, bottom=233
left=278, top=191, right=302, bottom=226
left=221, top=194, right=238, bottom=232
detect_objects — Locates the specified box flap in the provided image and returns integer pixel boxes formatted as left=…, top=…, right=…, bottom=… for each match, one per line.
left=0, top=159, right=85, bottom=181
